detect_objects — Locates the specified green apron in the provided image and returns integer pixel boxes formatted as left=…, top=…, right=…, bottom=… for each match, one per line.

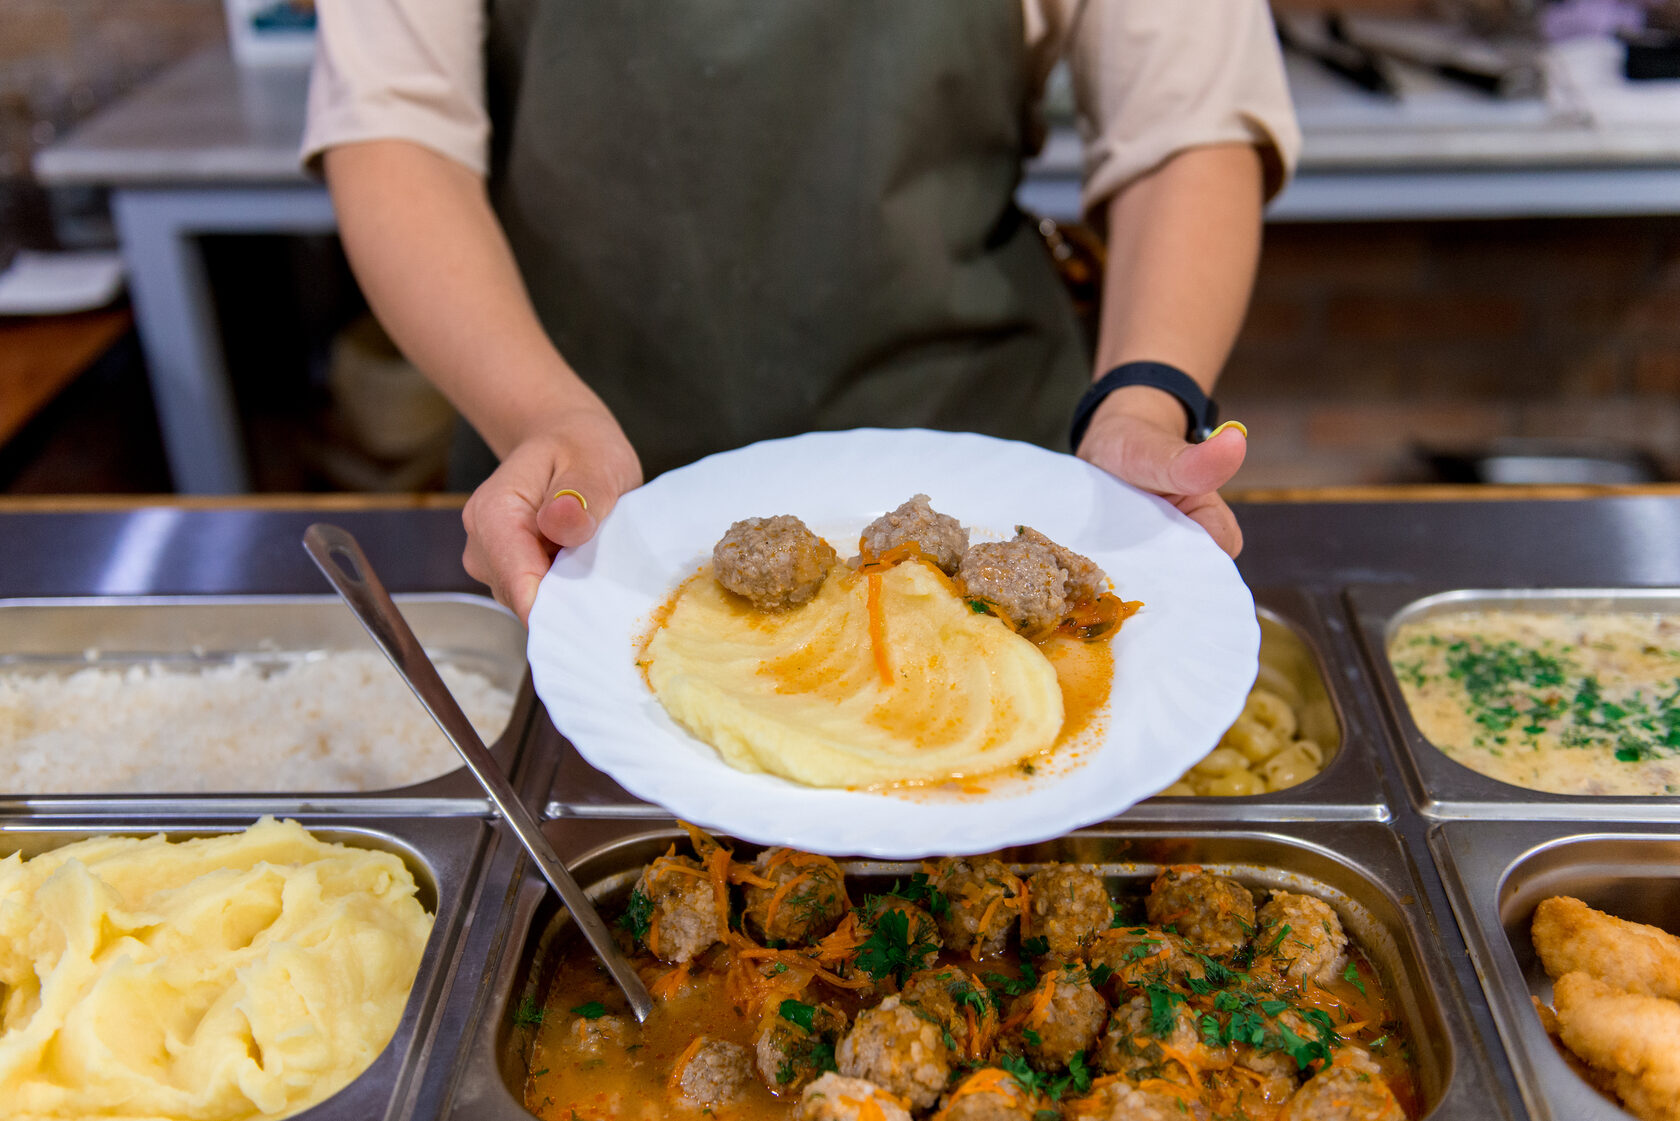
left=482, top=0, right=1089, bottom=480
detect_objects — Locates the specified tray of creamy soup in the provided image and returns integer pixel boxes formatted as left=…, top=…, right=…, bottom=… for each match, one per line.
left=439, top=817, right=1509, bottom=1121
left=1349, top=586, right=1680, bottom=818
left=1429, top=822, right=1680, bottom=1121
left=0, top=594, right=534, bottom=812
left=0, top=813, right=488, bottom=1121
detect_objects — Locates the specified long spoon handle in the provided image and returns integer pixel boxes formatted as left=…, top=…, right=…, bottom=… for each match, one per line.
left=303, top=523, right=655, bottom=1023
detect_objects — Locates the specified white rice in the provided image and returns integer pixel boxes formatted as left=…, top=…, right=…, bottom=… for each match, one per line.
left=0, top=651, right=516, bottom=794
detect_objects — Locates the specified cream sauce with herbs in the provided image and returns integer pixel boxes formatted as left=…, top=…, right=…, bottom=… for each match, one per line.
left=1389, top=611, right=1680, bottom=795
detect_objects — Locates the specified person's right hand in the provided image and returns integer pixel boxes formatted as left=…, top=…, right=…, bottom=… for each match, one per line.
left=461, top=410, right=643, bottom=624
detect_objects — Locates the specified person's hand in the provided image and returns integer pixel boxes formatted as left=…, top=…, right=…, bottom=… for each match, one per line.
left=461, top=410, right=643, bottom=624
left=1075, top=386, right=1247, bottom=557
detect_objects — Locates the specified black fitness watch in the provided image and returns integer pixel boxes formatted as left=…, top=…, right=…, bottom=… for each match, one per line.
left=1069, top=361, right=1219, bottom=450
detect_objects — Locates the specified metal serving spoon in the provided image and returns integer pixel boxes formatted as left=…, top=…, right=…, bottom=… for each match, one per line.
left=303, top=522, right=655, bottom=1023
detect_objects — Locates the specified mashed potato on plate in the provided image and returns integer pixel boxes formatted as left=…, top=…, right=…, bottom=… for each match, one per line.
left=646, top=558, right=1065, bottom=788
left=0, top=817, right=432, bottom=1121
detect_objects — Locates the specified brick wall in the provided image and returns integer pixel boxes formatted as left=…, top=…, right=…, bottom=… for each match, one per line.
left=0, top=0, right=227, bottom=257
left=0, top=0, right=225, bottom=184
left=1223, top=218, right=1680, bottom=486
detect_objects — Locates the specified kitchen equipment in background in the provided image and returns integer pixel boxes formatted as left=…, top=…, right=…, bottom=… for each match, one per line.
left=1278, top=11, right=1545, bottom=98
left=223, top=0, right=316, bottom=67
left=1415, top=436, right=1663, bottom=484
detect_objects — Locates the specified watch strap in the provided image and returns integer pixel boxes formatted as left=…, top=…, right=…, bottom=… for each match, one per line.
left=1069, top=361, right=1219, bottom=450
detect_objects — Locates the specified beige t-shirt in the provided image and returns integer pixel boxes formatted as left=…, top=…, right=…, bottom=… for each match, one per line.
left=303, top=0, right=1301, bottom=214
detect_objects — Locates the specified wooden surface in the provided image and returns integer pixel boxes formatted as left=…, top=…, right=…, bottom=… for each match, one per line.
left=6, top=484, right=1680, bottom=514
left=0, top=308, right=133, bottom=446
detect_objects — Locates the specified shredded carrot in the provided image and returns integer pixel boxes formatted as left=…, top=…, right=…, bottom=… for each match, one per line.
left=649, top=959, right=692, bottom=999
left=763, top=868, right=818, bottom=933
left=1017, top=879, right=1031, bottom=935
left=731, top=868, right=778, bottom=890
left=960, top=1004, right=981, bottom=1059
left=666, top=1036, right=707, bottom=1095
left=1026, top=978, right=1056, bottom=1030
left=841, top=1096, right=888, bottom=1121
left=1136, top=1075, right=1202, bottom=1104
left=705, top=844, right=732, bottom=928
left=973, top=893, right=1005, bottom=960
left=947, top=1067, right=1025, bottom=1103
left=811, top=912, right=866, bottom=967
left=855, top=540, right=929, bottom=573
left=1149, top=1040, right=1207, bottom=1092
left=866, top=572, right=891, bottom=685
left=730, top=934, right=871, bottom=991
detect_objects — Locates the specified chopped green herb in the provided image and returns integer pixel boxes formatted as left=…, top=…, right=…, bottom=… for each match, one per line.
left=1145, top=984, right=1185, bottom=1036
left=856, top=907, right=938, bottom=986
left=617, top=887, right=654, bottom=942
left=779, top=999, right=816, bottom=1032
left=1342, top=961, right=1367, bottom=995
left=570, top=1001, right=607, bottom=1020
left=513, top=996, right=545, bottom=1027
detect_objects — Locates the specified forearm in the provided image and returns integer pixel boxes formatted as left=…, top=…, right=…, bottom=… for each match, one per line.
left=1092, top=143, right=1264, bottom=433
left=322, top=139, right=614, bottom=458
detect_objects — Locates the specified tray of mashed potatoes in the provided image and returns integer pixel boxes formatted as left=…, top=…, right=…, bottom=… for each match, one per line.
left=527, top=429, right=1259, bottom=857
left=437, top=816, right=1509, bottom=1121
left=0, top=813, right=488, bottom=1121
left=0, top=593, right=528, bottom=810
left=1429, top=820, right=1680, bottom=1121
left=1350, top=586, right=1680, bottom=817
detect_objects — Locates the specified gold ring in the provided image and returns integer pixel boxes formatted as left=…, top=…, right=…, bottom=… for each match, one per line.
left=552, top=489, right=588, bottom=511
left=1208, top=420, right=1248, bottom=440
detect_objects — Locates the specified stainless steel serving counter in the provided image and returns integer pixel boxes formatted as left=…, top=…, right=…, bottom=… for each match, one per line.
left=6, top=487, right=1680, bottom=1120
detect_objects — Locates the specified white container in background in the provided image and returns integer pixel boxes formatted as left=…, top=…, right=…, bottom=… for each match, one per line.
left=223, top=0, right=316, bottom=67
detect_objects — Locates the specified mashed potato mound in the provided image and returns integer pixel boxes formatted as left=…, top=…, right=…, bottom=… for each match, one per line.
left=647, top=560, right=1064, bottom=787
left=0, top=817, right=432, bottom=1120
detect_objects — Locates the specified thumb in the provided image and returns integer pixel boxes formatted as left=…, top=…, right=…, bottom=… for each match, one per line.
left=1107, top=419, right=1247, bottom=498
left=534, top=469, right=626, bottom=551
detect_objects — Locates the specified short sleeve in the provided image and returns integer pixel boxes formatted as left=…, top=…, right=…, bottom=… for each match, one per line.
left=1063, top=0, right=1302, bottom=213
left=301, top=0, right=489, bottom=177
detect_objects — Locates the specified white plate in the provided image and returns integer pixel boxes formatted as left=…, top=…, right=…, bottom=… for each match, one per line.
left=528, top=428, right=1257, bottom=857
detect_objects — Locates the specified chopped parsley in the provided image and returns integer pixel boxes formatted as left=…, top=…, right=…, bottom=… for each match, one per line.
left=617, top=887, right=654, bottom=942
left=870, top=873, right=950, bottom=919
left=983, top=962, right=1039, bottom=1000
left=1145, top=983, right=1185, bottom=1036
left=570, top=1001, right=607, bottom=1020
left=856, top=907, right=938, bottom=986
left=1342, top=961, right=1366, bottom=995
left=779, top=999, right=816, bottom=1032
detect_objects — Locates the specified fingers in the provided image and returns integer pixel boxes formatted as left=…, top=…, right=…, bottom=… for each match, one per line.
left=462, top=426, right=644, bottom=625
left=1177, top=491, right=1244, bottom=558
left=1090, top=415, right=1246, bottom=498
left=463, top=483, right=559, bottom=625
left=1078, top=406, right=1247, bottom=556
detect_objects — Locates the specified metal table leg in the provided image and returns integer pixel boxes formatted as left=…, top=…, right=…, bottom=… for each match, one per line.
left=112, top=185, right=337, bottom=493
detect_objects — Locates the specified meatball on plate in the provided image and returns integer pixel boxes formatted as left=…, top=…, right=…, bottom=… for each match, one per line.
left=528, top=429, right=1258, bottom=857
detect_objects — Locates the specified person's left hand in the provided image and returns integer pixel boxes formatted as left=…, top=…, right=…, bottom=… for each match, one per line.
left=1075, top=388, right=1247, bottom=557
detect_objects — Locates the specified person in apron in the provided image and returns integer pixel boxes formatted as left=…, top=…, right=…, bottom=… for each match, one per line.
left=306, top=1, right=1298, bottom=621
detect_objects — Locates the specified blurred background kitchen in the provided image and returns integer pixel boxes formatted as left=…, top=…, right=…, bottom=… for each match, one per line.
left=2, top=0, right=1678, bottom=495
